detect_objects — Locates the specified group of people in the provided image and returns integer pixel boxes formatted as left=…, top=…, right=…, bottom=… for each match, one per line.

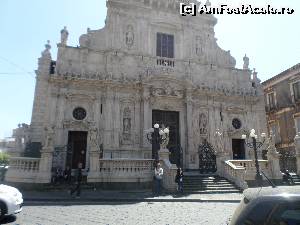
left=51, top=166, right=72, bottom=184
left=51, top=163, right=83, bottom=198
left=153, top=162, right=184, bottom=195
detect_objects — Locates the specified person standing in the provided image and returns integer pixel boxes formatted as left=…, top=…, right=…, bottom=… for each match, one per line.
left=63, top=165, right=72, bottom=184
left=70, top=163, right=82, bottom=198
left=175, top=168, right=184, bottom=194
left=154, top=163, right=163, bottom=195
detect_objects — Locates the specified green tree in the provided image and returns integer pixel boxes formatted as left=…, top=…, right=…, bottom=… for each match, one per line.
left=0, top=152, right=9, bottom=165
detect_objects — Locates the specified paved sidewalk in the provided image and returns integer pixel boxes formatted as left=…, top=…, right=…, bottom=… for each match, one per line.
left=22, top=189, right=243, bottom=203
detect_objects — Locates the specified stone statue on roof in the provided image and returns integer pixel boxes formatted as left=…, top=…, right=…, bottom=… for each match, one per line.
left=60, top=26, right=69, bottom=46
left=243, top=54, right=249, bottom=70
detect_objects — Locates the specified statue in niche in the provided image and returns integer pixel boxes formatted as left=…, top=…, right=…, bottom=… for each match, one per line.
left=89, top=126, right=98, bottom=148
left=60, top=26, right=69, bottom=46
left=123, top=118, right=131, bottom=133
left=122, top=107, right=132, bottom=144
left=125, top=25, right=134, bottom=48
left=199, top=113, right=208, bottom=135
left=123, top=107, right=131, bottom=139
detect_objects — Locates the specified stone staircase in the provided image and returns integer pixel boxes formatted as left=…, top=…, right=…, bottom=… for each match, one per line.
left=183, top=172, right=241, bottom=194
left=291, top=173, right=300, bottom=185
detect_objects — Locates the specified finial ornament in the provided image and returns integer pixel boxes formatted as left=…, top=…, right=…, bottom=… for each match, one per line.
left=243, top=54, right=249, bottom=70
left=45, top=40, right=51, bottom=50
left=252, top=68, right=258, bottom=80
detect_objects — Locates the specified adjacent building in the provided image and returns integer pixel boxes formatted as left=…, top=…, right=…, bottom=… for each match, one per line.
left=262, top=63, right=300, bottom=172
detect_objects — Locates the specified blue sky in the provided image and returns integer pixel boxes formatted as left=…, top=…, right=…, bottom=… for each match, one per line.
left=0, top=0, right=299, bottom=139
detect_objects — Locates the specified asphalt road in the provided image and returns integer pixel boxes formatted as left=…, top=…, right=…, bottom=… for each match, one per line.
left=0, top=201, right=238, bottom=225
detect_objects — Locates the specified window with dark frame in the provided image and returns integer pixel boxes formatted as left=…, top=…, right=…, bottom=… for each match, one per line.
left=268, top=92, right=276, bottom=110
left=156, top=33, right=174, bottom=58
left=293, top=81, right=300, bottom=101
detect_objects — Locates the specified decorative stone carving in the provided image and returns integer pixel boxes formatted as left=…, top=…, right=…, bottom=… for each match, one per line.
left=44, top=126, right=55, bottom=148
left=150, top=85, right=183, bottom=98
left=89, top=125, right=99, bottom=148
left=125, top=25, right=134, bottom=48
left=121, top=107, right=132, bottom=145
left=199, top=113, right=208, bottom=135
left=60, top=26, right=69, bottom=46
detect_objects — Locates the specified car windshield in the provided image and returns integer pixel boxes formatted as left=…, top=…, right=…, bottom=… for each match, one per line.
left=267, top=200, right=300, bottom=225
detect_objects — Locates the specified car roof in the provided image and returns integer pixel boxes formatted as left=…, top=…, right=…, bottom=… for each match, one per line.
left=243, top=186, right=300, bottom=201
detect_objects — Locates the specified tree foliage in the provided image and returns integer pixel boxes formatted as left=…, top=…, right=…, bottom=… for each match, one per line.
left=0, top=152, right=9, bottom=165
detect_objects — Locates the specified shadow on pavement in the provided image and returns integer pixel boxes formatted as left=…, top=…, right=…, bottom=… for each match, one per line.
left=0, top=215, right=17, bottom=224
left=24, top=201, right=142, bottom=206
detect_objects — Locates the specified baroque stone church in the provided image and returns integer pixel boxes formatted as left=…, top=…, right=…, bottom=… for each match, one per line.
left=8, top=0, right=268, bottom=185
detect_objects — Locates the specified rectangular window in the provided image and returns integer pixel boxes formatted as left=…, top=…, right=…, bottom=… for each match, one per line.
left=156, top=33, right=174, bottom=58
left=293, top=81, right=300, bottom=101
left=267, top=92, right=276, bottom=110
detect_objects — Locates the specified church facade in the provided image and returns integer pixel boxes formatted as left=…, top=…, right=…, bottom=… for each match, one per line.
left=10, top=0, right=268, bottom=181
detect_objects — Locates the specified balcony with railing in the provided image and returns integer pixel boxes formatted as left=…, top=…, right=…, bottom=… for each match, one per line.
left=156, top=57, right=175, bottom=67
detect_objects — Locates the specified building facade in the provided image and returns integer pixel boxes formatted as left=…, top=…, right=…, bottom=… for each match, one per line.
left=262, top=63, right=300, bottom=172
left=10, top=0, right=268, bottom=179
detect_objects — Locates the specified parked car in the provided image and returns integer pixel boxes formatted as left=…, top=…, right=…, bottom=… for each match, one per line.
left=230, top=186, right=300, bottom=225
left=0, top=184, right=23, bottom=219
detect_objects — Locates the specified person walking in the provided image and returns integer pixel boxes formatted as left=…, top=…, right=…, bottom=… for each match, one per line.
left=175, top=168, right=184, bottom=194
left=154, top=162, right=163, bottom=196
left=70, top=163, right=82, bottom=198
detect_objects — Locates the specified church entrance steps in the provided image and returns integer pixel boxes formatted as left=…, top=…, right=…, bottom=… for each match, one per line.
left=290, top=173, right=300, bottom=185
left=183, top=174, right=241, bottom=194
left=180, top=189, right=241, bottom=194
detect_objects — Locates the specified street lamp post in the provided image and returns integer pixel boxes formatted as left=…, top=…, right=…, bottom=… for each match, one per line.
left=146, top=124, right=169, bottom=162
left=242, top=129, right=266, bottom=185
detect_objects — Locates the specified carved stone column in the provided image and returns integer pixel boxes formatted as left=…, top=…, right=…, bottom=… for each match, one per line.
left=143, top=86, right=151, bottom=148
left=294, top=133, right=300, bottom=175
left=56, top=89, right=67, bottom=146
left=104, top=89, right=114, bottom=150
left=185, top=90, right=194, bottom=169
left=113, top=92, right=120, bottom=149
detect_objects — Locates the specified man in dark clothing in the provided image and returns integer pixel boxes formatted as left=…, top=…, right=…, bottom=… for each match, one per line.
left=64, top=165, right=72, bottom=184
left=70, top=163, right=83, bottom=198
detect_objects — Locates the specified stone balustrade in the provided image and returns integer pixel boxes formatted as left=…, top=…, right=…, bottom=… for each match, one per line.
left=228, top=159, right=270, bottom=179
left=5, top=157, right=40, bottom=183
left=223, top=160, right=248, bottom=190
left=9, top=157, right=40, bottom=172
left=156, top=57, right=175, bottom=67
left=88, top=159, right=154, bottom=183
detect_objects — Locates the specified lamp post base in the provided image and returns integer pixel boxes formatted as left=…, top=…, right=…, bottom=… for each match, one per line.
left=255, top=173, right=263, bottom=186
